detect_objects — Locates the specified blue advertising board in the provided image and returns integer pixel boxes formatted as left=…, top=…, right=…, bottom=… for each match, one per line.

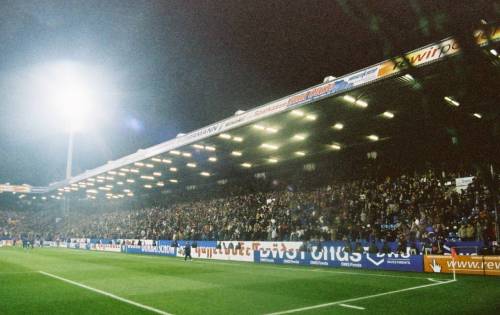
left=123, top=245, right=177, bottom=256
left=254, top=246, right=423, bottom=272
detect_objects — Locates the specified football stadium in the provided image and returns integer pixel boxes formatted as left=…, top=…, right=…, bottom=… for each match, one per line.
left=1, top=2, right=499, bottom=315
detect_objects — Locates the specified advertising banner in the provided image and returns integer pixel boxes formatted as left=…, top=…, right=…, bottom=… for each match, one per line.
left=0, top=240, right=14, bottom=247
left=255, top=246, right=423, bottom=272
left=90, top=244, right=121, bottom=252
left=177, top=246, right=254, bottom=262
left=123, top=245, right=176, bottom=256
left=424, top=255, right=500, bottom=276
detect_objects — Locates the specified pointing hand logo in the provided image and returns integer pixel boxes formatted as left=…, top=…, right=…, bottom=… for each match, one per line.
left=430, top=259, right=441, bottom=273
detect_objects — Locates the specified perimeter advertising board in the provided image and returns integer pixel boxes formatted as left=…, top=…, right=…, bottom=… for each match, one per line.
left=255, top=247, right=423, bottom=272
left=177, top=246, right=254, bottom=262
left=123, top=245, right=176, bottom=256
left=424, top=255, right=500, bottom=276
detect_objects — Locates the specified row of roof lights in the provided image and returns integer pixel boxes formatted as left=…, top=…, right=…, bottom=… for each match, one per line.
left=218, top=133, right=244, bottom=142
left=343, top=94, right=368, bottom=108
left=169, top=150, right=192, bottom=157
left=191, top=144, right=216, bottom=151
left=290, top=110, right=317, bottom=121
left=253, top=124, right=278, bottom=133
left=444, top=96, right=481, bottom=118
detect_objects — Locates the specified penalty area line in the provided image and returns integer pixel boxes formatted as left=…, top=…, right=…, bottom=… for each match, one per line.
left=263, top=279, right=456, bottom=315
left=38, top=271, right=173, bottom=315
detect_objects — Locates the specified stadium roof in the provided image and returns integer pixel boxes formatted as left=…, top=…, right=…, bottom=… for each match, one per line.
left=6, top=25, right=500, bottom=200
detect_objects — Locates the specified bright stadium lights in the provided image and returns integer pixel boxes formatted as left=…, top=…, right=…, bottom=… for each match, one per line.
left=382, top=111, right=395, bottom=119
left=343, top=95, right=356, bottom=103
left=305, top=114, right=317, bottom=121
left=162, top=159, right=172, bottom=164
left=219, top=133, right=232, bottom=139
left=106, top=176, right=114, bottom=180
left=200, top=172, right=210, bottom=177
left=241, top=162, right=252, bottom=168
left=192, top=144, right=204, bottom=149
left=140, top=175, right=154, bottom=180
left=86, top=182, right=95, bottom=187
left=403, top=74, right=414, bottom=81
left=96, top=179, right=104, bottom=183
left=490, top=49, right=498, bottom=56
left=108, top=171, right=117, bottom=175
left=117, top=181, right=124, bottom=185
left=120, top=168, right=130, bottom=173
left=105, top=184, right=113, bottom=188
left=145, top=163, right=154, bottom=168
left=330, top=143, right=342, bottom=150
left=333, top=123, right=344, bottom=130
left=208, top=157, right=217, bottom=162
left=144, top=184, right=152, bottom=189
left=444, top=96, right=460, bottom=107
left=291, top=110, right=305, bottom=116
left=367, top=134, right=379, bottom=141
left=232, top=151, right=242, bottom=156
left=343, top=94, right=368, bottom=108
left=126, top=179, right=135, bottom=183
left=266, top=127, right=278, bottom=133
left=169, top=179, right=178, bottom=183
left=261, top=143, right=279, bottom=150
left=169, top=167, right=178, bottom=172
left=233, top=136, right=243, bottom=142
left=182, top=152, right=191, bottom=157
left=355, top=99, right=368, bottom=108
left=295, top=151, right=306, bottom=156
left=97, top=176, right=105, bottom=179
left=156, top=181, right=164, bottom=187
left=123, top=189, right=131, bottom=193
left=134, top=162, right=145, bottom=167
left=130, top=169, right=140, bottom=173
left=170, top=150, right=181, bottom=155
left=118, top=172, right=126, bottom=177
left=153, top=172, right=162, bottom=177
left=268, top=158, right=279, bottom=163
left=253, top=124, right=265, bottom=130
left=87, top=178, right=95, bottom=182
left=187, top=163, right=197, bottom=168
left=151, top=157, right=162, bottom=162
left=473, top=113, right=482, bottom=119
left=205, top=145, right=216, bottom=151
left=292, top=134, right=306, bottom=141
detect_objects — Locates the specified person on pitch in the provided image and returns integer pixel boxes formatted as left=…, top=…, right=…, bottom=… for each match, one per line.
left=184, top=241, right=192, bottom=261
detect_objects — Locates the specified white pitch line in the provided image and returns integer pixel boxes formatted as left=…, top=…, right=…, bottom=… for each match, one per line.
left=263, top=279, right=456, bottom=315
left=0, top=271, right=37, bottom=274
left=427, top=278, right=446, bottom=283
left=339, top=304, right=365, bottom=310
left=38, top=271, right=173, bottom=315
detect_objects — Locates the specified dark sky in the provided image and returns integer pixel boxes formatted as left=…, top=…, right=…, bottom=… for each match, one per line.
left=0, top=0, right=496, bottom=186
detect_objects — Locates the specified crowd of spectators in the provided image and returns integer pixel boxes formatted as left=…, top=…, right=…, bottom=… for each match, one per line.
left=1, top=169, right=498, bottom=248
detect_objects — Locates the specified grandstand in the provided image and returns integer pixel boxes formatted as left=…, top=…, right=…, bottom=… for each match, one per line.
left=1, top=8, right=500, bottom=315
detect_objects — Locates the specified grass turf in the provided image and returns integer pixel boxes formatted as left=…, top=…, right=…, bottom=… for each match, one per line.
left=0, top=247, right=499, bottom=314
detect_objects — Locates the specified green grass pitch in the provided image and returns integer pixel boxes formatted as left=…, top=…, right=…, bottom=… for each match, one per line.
left=1, top=247, right=499, bottom=314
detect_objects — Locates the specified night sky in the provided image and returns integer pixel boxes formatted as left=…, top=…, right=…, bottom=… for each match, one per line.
left=0, top=0, right=496, bottom=186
